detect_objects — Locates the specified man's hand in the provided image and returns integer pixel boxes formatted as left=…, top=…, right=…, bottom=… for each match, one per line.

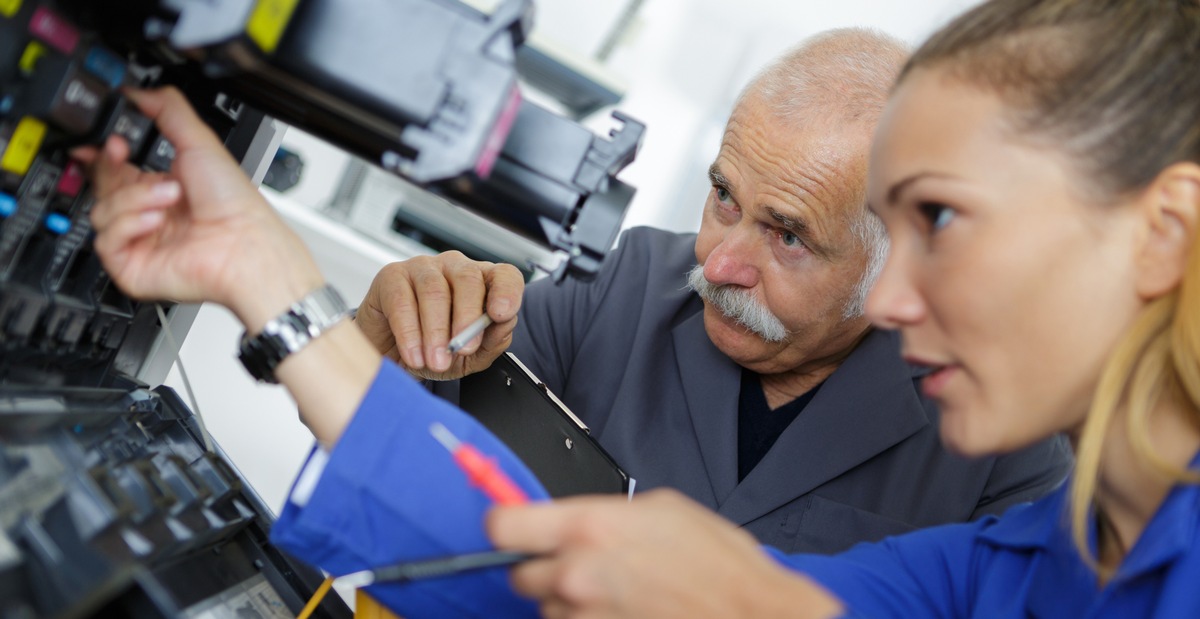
left=357, top=251, right=524, bottom=380
left=487, top=490, right=846, bottom=619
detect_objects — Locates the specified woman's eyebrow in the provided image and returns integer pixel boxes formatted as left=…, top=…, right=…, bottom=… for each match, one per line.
left=886, top=172, right=959, bottom=205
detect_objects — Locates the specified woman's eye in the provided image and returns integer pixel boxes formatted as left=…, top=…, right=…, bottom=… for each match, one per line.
left=781, top=230, right=803, bottom=248
left=715, top=186, right=732, bottom=203
left=918, top=202, right=956, bottom=231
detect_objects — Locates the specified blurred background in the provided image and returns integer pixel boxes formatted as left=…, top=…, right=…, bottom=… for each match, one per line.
left=165, top=0, right=984, bottom=520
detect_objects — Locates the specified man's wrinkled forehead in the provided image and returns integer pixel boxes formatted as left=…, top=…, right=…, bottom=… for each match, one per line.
left=715, top=104, right=870, bottom=249
left=720, top=94, right=871, bottom=184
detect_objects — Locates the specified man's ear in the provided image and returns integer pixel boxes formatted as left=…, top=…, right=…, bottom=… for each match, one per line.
left=1135, top=162, right=1200, bottom=300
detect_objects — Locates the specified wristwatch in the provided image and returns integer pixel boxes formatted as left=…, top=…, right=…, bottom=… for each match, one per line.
left=238, top=284, right=351, bottom=383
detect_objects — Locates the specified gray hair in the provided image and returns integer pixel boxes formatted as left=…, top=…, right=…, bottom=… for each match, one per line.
left=739, top=28, right=907, bottom=320
left=845, top=210, right=888, bottom=319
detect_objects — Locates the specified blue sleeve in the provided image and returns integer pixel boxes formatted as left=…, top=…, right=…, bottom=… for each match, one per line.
left=768, top=520, right=989, bottom=619
left=269, top=360, right=551, bottom=619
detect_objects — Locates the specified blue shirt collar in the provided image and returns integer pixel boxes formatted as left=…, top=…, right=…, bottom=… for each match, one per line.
left=976, top=479, right=1066, bottom=550
left=1115, top=462, right=1200, bottom=581
left=977, top=450, right=1200, bottom=617
left=978, top=449, right=1200, bottom=577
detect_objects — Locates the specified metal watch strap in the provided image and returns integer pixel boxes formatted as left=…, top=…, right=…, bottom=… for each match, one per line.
left=238, top=284, right=351, bottom=383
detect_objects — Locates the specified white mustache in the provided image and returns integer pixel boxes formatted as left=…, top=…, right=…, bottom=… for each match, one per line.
left=686, top=265, right=789, bottom=343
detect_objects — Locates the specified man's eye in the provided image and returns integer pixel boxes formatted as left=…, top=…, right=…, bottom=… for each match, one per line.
left=918, top=202, right=956, bottom=231
left=715, top=187, right=732, bottom=203
left=781, top=230, right=803, bottom=248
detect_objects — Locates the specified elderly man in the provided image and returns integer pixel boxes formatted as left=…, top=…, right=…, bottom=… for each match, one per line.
left=354, top=28, right=1071, bottom=553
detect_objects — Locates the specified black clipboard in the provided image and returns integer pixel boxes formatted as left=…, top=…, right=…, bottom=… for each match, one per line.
left=458, top=353, right=631, bottom=498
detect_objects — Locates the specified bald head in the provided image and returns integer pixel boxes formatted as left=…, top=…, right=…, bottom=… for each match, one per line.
left=738, top=28, right=910, bottom=127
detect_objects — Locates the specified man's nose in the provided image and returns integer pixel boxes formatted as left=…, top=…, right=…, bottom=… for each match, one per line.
left=865, top=247, right=925, bottom=330
left=703, top=226, right=760, bottom=289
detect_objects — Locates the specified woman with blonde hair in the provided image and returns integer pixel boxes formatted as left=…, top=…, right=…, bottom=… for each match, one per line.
left=484, top=0, right=1200, bottom=616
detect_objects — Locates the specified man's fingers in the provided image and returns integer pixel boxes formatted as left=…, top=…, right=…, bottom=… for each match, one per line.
left=126, top=87, right=224, bottom=152
left=484, top=263, right=524, bottom=323
left=467, top=263, right=523, bottom=356
left=386, top=274, right=425, bottom=370
left=411, top=263, right=454, bottom=372
left=446, top=258, right=489, bottom=355
left=479, top=313, right=516, bottom=356
left=370, top=253, right=522, bottom=374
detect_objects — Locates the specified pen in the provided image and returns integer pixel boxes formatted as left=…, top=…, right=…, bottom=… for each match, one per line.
left=447, top=314, right=494, bottom=354
left=335, top=550, right=534, bottom=589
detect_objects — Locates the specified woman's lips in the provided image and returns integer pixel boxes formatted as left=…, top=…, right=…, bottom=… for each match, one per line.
left=920, top=364, right=959, bottom=399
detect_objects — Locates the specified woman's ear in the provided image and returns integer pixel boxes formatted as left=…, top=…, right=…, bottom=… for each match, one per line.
left=1135, top=162, right=1200, bottom=300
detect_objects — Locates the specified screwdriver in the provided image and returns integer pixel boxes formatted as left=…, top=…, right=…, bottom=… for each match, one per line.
left=335, top=549, right=533, bottom=589
left=429, top=421, right=529, bottom=505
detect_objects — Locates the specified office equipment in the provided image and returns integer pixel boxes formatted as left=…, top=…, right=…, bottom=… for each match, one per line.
left=0, top=1, right=641, bottom=616
left=46, top=0, right=644, bottom=282
left=0, top=4, right=349, bottom=614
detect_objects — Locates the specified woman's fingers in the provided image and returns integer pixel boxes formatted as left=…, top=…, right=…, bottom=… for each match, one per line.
left=93, top=135, right=130, bottom=195
left=125, top=87, right=225, bottom=152
left=90, top=178, right=179, bottom=282
left=508, top=554, right=564, bottom=600
left=91, top=180, right=180, bottom=231
left=91, top=205, right=169, bottom=286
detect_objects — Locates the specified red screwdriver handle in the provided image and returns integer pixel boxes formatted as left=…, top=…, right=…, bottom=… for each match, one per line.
left=453, top=444, right=529, bottom=506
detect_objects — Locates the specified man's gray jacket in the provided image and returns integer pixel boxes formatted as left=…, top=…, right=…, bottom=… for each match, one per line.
left=498, top=227, right=1072, bottom=554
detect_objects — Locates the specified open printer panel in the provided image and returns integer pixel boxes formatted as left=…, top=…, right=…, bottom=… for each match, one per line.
left=0, top=2, right=347, bottom=617
left=0, top=386, right=346, bottom=619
